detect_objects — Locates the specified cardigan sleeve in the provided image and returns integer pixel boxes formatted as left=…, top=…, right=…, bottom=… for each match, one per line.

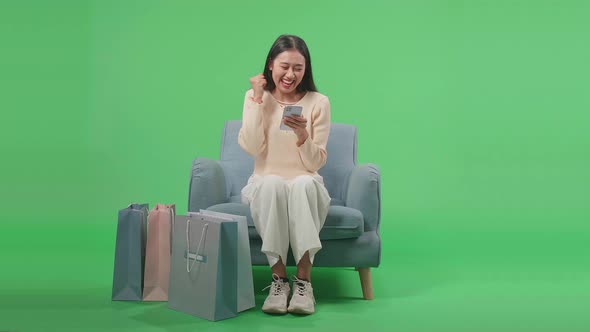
left=297, top=96, right=331, bottom=172
left=238, top=90, right=266, bottom=157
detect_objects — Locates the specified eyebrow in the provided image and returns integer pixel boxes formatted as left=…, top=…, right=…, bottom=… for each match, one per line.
left=280, top=62, right=304, bottom=67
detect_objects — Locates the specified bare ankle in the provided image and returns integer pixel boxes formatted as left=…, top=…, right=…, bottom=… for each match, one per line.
left=271, top=258, right=287, bottom=278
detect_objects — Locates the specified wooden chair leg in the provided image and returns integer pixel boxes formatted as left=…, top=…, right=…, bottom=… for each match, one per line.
left=356, top=267, right=374, bottom=300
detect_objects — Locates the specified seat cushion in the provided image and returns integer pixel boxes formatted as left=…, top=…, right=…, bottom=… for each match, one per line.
left=205, top=203, right=364, bottom=240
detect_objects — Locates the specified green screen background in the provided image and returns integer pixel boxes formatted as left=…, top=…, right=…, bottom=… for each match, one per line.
left=1, top=0, right=589, bottom=331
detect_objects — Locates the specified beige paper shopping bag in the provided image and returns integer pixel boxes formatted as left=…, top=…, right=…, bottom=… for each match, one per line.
left=143, top=203, right=175, bottom=301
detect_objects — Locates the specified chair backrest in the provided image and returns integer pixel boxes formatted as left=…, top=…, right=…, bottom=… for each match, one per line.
left=220, top=120, right=357, bottom=203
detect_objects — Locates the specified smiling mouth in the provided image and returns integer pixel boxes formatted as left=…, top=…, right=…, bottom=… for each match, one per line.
left=281, top=78, right=294, bottom=88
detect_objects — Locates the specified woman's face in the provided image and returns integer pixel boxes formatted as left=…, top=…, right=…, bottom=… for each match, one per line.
left=269, top=49, right=306, bottom=95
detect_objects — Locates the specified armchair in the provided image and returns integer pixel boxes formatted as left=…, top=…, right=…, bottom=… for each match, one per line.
left=188, top=121, right=381, bottom=299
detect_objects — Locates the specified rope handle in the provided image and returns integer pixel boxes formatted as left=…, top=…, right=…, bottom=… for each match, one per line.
left=186, top=218, right=209, bottom=273
left=169, top=208, right=175, bottom=255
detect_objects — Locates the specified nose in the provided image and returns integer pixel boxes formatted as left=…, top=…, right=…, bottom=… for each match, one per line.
left=285, top=68, right=295, bottom=79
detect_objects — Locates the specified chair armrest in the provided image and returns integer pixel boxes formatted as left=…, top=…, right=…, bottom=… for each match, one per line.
left=344, top=163, right=381, bottom=232
left=188, top=158, right=228, bottom=211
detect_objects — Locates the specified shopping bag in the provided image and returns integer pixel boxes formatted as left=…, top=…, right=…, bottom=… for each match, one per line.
left=196, top=210, right=255, bottom=312
left=112, top=203, right=149, bottom=301
left=168, top=213, right=238, bottom=321
left=143, top=203, right=175, bottom=301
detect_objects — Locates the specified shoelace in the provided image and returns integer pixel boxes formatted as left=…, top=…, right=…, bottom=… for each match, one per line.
left=262, top=273, right=288, bottom=296
left=292, top=276, right=316, bottom=303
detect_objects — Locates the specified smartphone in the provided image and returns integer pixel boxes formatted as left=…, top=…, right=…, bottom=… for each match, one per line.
left=280, top=105, right=303, bottom=131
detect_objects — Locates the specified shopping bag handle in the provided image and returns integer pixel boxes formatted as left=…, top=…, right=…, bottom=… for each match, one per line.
left=186, top=218, right=209, bottom=273
left=169, top=207, right=175, bottom=255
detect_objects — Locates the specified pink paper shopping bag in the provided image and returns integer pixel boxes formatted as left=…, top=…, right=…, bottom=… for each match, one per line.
left=143, top=203, right=175, bottom=301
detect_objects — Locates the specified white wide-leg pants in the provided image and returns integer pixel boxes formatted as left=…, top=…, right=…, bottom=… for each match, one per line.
left=241, top=174, right=331, bottom=267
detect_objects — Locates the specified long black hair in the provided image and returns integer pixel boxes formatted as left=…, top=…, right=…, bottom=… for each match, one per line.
left=262, top=35, right=318, bottom=93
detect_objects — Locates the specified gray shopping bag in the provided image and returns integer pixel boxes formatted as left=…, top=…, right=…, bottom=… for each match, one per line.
left=168, top=213, right=238, bottom=321
left=196, top=210, right=255, bottom=312
left=112, top=203, right=149, bottom=301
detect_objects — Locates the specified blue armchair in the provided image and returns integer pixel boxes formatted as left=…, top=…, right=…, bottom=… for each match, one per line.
left=188, top=121, right=381, bottom=299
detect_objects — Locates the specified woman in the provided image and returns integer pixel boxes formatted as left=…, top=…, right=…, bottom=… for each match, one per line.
left=238, top=34, right=331, bottom=315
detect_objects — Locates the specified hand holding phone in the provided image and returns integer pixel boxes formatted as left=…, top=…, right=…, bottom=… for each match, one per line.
left=280, top=105, right=303, bottom=131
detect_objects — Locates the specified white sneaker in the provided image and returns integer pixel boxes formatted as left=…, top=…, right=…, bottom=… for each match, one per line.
left=287, top=276, right=316, bottom=315
left=261, top=273, right=290, bottom=314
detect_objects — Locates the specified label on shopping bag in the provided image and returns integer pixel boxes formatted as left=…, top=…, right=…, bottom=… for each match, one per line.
left=184, top=251, right=207, bottom=263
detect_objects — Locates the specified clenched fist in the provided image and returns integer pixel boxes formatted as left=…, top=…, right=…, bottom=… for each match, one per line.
left=249, top=73, right=267, bottom=103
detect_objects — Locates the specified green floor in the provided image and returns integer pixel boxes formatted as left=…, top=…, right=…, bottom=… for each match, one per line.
left=2, top=220, right=588, bottom=332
